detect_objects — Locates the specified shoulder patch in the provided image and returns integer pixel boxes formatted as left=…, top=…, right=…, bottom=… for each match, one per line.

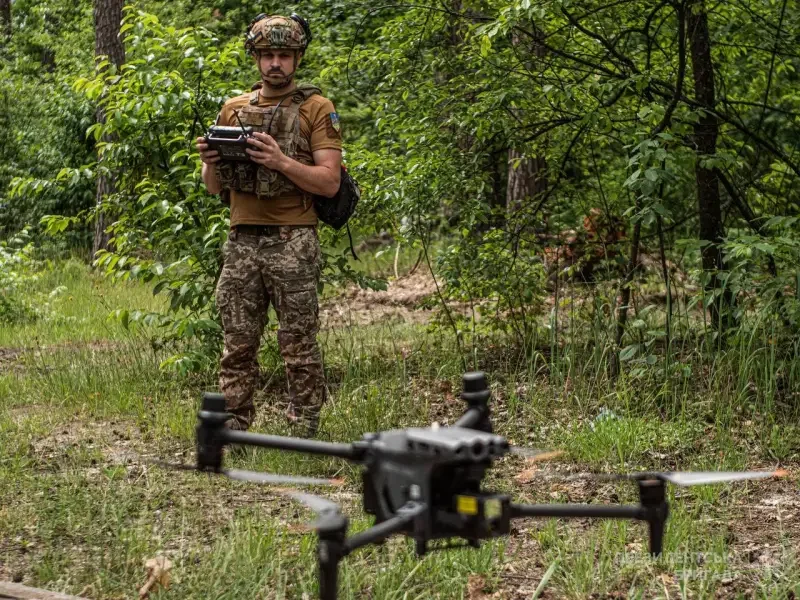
left=326, top=111, right=342, bottom=139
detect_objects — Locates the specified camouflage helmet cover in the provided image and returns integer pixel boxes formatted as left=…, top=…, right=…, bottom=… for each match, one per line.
left=245, top=15, right=308, bottom=54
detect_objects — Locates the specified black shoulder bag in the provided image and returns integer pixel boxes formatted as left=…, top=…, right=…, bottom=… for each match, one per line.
left=313, top=165, right=361, bottom=258
left=313, top=165, right=360, bottom=230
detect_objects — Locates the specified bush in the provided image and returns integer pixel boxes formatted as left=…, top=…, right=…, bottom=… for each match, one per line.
left=0, top=230, right=46, bottom=324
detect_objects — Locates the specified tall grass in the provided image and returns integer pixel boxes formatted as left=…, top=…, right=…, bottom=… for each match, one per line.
left=1, top=260, right=798, bottom=599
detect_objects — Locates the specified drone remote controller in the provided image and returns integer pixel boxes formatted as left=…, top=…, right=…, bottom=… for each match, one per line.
left=204, top=125, right=254, bottom=162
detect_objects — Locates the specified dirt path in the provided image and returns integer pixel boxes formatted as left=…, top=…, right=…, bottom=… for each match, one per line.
left=321, top=270, right=438, bottom=328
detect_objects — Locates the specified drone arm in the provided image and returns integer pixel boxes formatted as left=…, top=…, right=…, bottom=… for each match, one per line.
left=510, top=479, right=668, bottom=556
left=510, top=502, right=644, bottom=520
left=453, top=408, right=485, bottom=430
left=196, top=393, right=363, bottom=470
left=343, top=502, right=427, bottom=554
left=222, top=430, right=362, bottom=461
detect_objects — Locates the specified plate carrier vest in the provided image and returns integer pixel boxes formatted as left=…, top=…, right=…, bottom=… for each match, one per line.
left=215, top=84, right=322, bottom=204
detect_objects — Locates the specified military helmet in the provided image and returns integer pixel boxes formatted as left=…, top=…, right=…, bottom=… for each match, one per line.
left=245, top=14, right=311, bottom=55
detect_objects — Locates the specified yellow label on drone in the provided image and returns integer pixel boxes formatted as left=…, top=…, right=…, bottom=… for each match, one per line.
left=456, top=495, right=479, bottom=515
left=485, top=499, right=502, bottom=520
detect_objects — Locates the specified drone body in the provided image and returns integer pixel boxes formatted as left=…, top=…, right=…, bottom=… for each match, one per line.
left=358, top=426, right=513, bottom=552
left=187, top=372, right=784, bottom=600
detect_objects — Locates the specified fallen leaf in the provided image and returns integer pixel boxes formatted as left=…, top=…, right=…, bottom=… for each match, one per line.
left=467, top=575, right=488, bottom=600
left=285, top=523, right=313, bottom=535
left=139, top=556, right=173, bottom=599
left=516, top=467, right=539, bottom=484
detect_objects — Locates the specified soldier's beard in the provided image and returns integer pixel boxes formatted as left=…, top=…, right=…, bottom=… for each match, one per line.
left=258, top=53, right=299, bottom=90
left=262, top=71, right=295, bottom=89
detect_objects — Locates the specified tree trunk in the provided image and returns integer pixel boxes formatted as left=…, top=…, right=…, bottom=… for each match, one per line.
left=687, top=2, right=733, bottom=330
left=0, top=0, right=10, bottom=38
left=483, top=150, right=507, bottom=229
left=506, top=27, right=548, bottom=215
left=92, top=0, right=125, bottom=256
left=610, top=208, right=642, bottom=379
left=507, top=150, right=547, bottom=212
left=93, top=0, right=126, bottom=83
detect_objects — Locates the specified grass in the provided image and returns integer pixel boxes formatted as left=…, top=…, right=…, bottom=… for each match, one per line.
left=1, top=259, right=799, bottom=599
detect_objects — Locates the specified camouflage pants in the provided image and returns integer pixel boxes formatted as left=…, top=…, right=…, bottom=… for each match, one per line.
left=216, top=226, right=325, bottom=431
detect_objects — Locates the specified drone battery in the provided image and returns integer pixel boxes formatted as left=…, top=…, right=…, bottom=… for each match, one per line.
left=205, top=125, right=254, bottom=162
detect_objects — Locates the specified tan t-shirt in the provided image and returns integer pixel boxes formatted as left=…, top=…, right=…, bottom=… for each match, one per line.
left=216, top=87, right=343, bottom=226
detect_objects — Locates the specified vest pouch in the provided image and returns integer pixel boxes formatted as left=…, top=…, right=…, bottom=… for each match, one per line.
left=253, top=104, right=304, bottom=199
left=236, top=162, right=257, bottom=193
left=237, top=106, right=267, bottom=127
left=216, top=161, right=256, bottom=194
left=216, top=162, right=235, bottom=189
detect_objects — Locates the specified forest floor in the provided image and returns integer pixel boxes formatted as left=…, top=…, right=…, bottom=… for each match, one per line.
left=1, top=260, right=799, bottom=599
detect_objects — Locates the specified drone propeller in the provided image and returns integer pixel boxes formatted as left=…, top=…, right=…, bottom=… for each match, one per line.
left=509, top=447, right=564, bottom=461
left=278, top=489, right=348, bottom=533
left=546, top=468, right=790, bottom=487
left=626, top=469, right=789, bottom=487
left=513, top=468, right=790, bottom=489
left=223, top=468, right=343, bottom=487
left=151, top=461, right=341, bottom=487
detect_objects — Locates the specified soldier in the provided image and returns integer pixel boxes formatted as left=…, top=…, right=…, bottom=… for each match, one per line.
left=195, top=13, right=342, bottom=436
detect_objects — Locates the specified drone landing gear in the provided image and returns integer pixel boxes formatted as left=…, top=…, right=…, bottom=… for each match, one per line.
left=638, top=478, right=668, bottom=556
left=316, top=504, right=427, bottom=600
left=317, top=520, right=346, bottom=600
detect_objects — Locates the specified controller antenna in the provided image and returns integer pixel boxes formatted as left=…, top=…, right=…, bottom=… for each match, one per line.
left=233, top=109, right=248, bottom=134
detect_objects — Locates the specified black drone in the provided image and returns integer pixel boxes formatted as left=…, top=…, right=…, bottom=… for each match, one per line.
left=183, top=372, right=784, bottom=600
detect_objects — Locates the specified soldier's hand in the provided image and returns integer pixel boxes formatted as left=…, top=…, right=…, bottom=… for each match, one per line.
left=196, top=137, right=221, bottom=164
left=246, top=132, right=287, bottom=171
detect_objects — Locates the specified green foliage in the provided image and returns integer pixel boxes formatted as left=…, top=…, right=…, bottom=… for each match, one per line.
left=435, top=228, right=548, bottom=345
left=337, top=0, right=800, bottom=351
left=0, top=230, right=49, bottom=323
left=67, top=9, right=252, bottom=372
left=0, top=0, right=95, bottom=239
left=3, top=0, right=800, bottom=375
left=723, top=216, right=800, bottom=328
left=0, top=70, right=96, bottom=239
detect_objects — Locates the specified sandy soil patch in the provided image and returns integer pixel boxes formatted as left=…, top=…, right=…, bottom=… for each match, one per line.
left=321, top=270, right=439, bottom=328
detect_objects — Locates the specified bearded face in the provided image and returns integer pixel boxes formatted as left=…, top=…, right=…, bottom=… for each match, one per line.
left=255, top=49, right=302, bottom=89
